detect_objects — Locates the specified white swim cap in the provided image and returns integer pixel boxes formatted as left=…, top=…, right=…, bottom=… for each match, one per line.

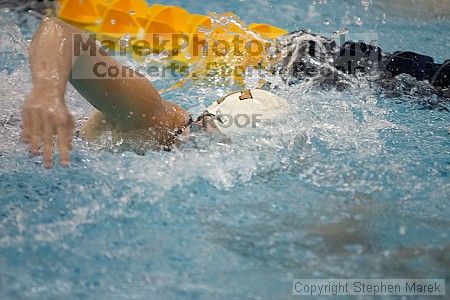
left=204, top=89, right=291, bottom=134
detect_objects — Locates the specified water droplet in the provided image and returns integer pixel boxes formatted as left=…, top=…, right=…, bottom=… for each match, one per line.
left=333, top=27, right=349, bottom=37
left=216, top=88, right=224, bottom=97
left=354, top=17, right=363, bottom=26
left=110, top=19, right=116, bottom=25
left=323, top=19, right=330, bottom=26
left=219, top=17, right=230, bottom=26
left=361, top=0, right=371, bottom=11
left=159, top=50, right=170, bottom=60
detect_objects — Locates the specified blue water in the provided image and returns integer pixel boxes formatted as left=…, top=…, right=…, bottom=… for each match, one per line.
left=1, top=1, right=449, bottom=299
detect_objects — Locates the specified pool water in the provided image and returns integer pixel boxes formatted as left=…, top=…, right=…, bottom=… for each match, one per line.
left=1, top=1, right=449, bottom=299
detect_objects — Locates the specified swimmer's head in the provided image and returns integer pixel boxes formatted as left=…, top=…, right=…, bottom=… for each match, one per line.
left=195, top=89, right=291, bottom=134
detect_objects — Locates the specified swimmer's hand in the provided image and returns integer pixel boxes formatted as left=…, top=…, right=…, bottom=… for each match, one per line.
left=22, top=89, right=74, bottom=168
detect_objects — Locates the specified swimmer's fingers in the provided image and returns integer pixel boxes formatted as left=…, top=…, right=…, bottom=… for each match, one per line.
left=29, top=108, right=43, bottom=155
left=21, top=108, right=31, bottom=143
left=56, top=115, right=74, bottom=167
left=43, top=120, right=55, bottom=169
left=21, top=91, right=73, bottom=168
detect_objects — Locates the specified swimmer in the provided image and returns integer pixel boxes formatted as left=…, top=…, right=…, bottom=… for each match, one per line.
left=22, top=17, right=292, bottom=168
left=22, top=17, right=189, bottom=168
left=271, top=30, right=450, bottom=94
left=22, top=17, right=449, bottom=168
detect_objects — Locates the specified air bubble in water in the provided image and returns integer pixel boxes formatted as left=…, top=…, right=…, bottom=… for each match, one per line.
left=110, top=19, right=116, bottom=25
left=323, top=19, right=330, bottom=26
left=354, top=17, right=363, bottom=26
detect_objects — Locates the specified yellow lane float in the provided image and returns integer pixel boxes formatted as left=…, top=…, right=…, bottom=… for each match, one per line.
left=57, top=0, right=288, bottom=85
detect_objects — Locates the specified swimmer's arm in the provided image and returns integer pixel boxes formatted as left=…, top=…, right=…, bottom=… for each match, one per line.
left=69, top=54, right=187, bottom=131
left=22, top=17, right=76, bottom=168
left=22, top=17, right=187, bottom=168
